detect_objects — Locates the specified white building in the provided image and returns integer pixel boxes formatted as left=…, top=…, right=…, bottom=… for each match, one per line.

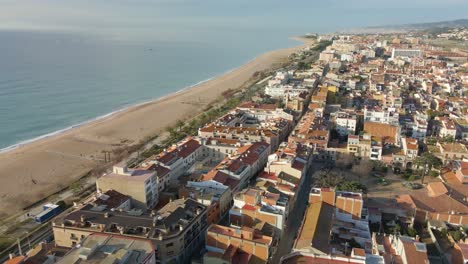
left=364, top=106, right=399, bottom=126
left=319, top=50, right=335, bottom=63
left=391, top=48, right=422, bottom=59
left=335, top=111, right=357, bottom=136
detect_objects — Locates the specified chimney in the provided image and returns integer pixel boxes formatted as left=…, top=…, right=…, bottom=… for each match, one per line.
left=104, top=212, right=110, bottom=218
left=80, top=215, right=86, bottom=222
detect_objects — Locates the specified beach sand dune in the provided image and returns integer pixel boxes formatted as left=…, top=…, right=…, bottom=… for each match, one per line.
left=0, top=43, right=309, bottom=217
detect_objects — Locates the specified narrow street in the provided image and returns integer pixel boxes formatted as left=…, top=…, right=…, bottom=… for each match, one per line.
left=270, top=162, right=322, bottom=263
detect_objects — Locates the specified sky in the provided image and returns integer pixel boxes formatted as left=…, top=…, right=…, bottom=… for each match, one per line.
left=0, top=0, right=466, bottom=40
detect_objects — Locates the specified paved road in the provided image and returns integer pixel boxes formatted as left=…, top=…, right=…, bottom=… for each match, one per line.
left=270, top=162, right=322, bottom=263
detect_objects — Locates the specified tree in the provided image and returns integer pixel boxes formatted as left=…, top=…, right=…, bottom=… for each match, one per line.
left=175, top=120, right=185, bottom=132
left=351, top=159, right=373, bottom=181
left=407, top=227, right=418, bottom=237
left=316, top=171, right=344, bottom=188
left=336, top=153, right=354, bottom=170
left=165, top=126, right=178, bottom=140
left=337, top=181, right=368, bottom=194
left=414, top=152, right=443, bottom=184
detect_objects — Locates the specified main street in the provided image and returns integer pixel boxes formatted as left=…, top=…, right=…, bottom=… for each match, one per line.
left=270, top=161, right=323, bottom=263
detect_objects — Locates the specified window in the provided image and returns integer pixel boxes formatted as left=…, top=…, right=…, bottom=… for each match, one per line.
left=166, top=242, right=174, bottom=248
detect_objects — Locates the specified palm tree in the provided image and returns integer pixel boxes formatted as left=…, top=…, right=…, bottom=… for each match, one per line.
left=175, top=119, right=185, bottom=132
left=165, top=126, right=177, bottom=140
left=414, top=152, right=442, bottom=184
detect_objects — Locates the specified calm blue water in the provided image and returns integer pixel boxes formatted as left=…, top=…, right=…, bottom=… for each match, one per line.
left=0, top=31, right=299, bottom=149
left=1, top=0, right=466, bottom=149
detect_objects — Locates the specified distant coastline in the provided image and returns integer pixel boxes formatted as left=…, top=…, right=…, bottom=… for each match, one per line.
left=0, top=55, right=259, bottom=154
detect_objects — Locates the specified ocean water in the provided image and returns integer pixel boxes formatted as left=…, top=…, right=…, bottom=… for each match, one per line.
left=1, top=0, right=466, bottom=150
left=0, top=30, right=300, bottom=150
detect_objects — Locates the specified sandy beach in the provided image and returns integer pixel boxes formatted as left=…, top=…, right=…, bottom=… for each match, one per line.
left=0, top=39, right=313, bottom=217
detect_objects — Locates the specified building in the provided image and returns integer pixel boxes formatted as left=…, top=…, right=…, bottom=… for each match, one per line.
left=363, top=106, right=399, bottom=126
left=236, top=102, right=294, bottom=121
left=56, top=233, right=156, bottom=264
left=205, top=224, right=273, bottom=264
left=52, top=198, right=208, bottom=263
left=438, top=117, right=457, bottom=138
left=96, top=164, right=158, bottom=210
left=383, top=235, right=429, bottom=264
left=437, top=142, right=468, bottom=164
left=391, top=48, right=422, bottom=59
left=452, top=242, right=468, bottom=264
left=153, top=138, right=204, bottom=185
left=179, top=181, right=233, bottom=225
left=347, top=134, right=381, bottom=160
left=335, top=111, right=357, bottom=136
left=229, top=188, right=288, bottom=236
left=293, top=188, right=370, bottom=258
left=319, top=50, right=335, bottom=63
left=455, top=118, right=468, bottom=140
left=454, top=161, right=468, bottom=184
left=393, top=137, right=419, bottom=169
left=201, top=142, right=271, bottom=192
left=363, top=122, right=400, bottom=146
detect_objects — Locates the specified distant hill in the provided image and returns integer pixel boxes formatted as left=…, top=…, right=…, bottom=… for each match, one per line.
left=339, top=19, right=468, bottom=34
left=369, top=19, right=468, bottom=30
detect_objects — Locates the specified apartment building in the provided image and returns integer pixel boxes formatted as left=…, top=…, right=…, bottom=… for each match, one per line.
left=294, top=188, right=371, bottom=258
left=153, top=138, right=204, bottom=185
left=96, top=164, right=158, bottom=210
left=56, top=233, right=156, bottom=264
left=201, top=142, right=271, bottom=192
left=363, top=106, right=399, bottom=126
left=335, top=111, right=357, bottom=136
left=391, top=48, right=422, bottom=58
left=229, top=188, right=288, bottom=236
left=180, top=181, right=233, bottom=225
left=236, top=102, right=294, bottom=121
left=53, top=198, right=207, bottom=264
left=438, top=117, right=457, bottom=138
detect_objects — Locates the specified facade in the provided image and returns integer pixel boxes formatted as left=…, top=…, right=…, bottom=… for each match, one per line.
left=335, top=111, right=357, bottom=136
left=96, top=164, right=158, bottom=210
left=391, top=48, right=422, bottom=58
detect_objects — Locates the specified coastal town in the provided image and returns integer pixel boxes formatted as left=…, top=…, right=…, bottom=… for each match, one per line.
left=2, top=28, right=468, bottom=264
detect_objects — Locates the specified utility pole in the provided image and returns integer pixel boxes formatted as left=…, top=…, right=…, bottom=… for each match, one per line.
left=17, top=238, right=22, bottom=256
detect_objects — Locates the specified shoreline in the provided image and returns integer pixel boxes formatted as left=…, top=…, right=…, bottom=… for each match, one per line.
left=0, top=43, right=294, bottom=154
left=0, top=37, right=313, bottom=217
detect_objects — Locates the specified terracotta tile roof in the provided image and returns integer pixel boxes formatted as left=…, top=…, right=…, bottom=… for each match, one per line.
left=242, top=204, right=256, bottom=211
left=295, top=202, right=333, bottom=253
left=237, top=101, right=276, bottom=110
left=364, top=122, right=398, bottom=144
left=281, top=255, right=363, bottom=264
left=400, top=237, right=429, bottom=264
left=427, top=182, right=448, bottom=197
left=156, top=139, right=201, bottom=164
